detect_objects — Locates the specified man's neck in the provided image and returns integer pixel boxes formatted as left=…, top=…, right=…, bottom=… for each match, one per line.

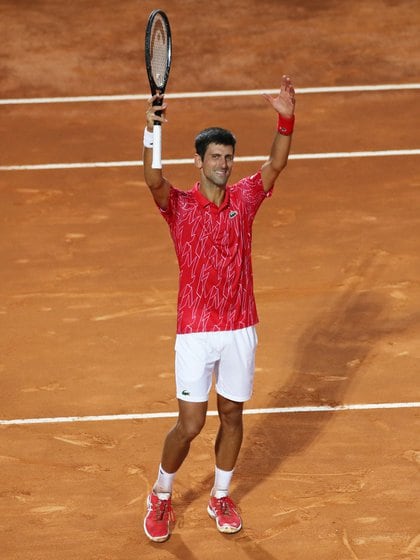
left=199, top=182, right=226, bottom=207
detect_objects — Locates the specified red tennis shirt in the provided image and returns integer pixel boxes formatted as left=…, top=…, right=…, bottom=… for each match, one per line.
left=159, top=171, right=272, bottom=333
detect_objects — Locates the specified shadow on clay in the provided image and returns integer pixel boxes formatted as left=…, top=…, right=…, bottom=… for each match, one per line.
left=236, top=252, right=393, bottom=500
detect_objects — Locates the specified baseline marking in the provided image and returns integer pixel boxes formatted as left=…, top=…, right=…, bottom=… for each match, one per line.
left=1, top=149, right=420, bottom=172
left=1, top=83, right=420, bottom=105
left=1, top=401, right=419, bottom=426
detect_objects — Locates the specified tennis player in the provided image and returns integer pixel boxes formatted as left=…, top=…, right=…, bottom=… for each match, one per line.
left=142, top=75, right=296, bottom=542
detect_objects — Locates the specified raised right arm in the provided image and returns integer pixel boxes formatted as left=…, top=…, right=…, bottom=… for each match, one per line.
left=143, top=94, right=171, bottom=210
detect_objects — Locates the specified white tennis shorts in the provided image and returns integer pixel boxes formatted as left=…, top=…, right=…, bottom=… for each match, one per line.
left=174, top=326, right=258, bottom=403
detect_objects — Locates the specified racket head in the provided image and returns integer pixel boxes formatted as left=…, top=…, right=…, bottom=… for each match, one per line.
left=145, top=10, right=172, bottom=96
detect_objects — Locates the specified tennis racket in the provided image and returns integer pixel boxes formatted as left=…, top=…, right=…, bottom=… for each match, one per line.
left=144, top=9, right=172, bottom=169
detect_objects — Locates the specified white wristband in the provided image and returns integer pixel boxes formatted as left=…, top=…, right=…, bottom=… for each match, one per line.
left=143, top=127, right=154, bottom=148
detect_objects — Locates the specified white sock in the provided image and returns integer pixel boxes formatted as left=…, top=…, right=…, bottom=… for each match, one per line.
left=153, top=464, right=176, bottom=497
left=211, top=466, right=234, bottom=498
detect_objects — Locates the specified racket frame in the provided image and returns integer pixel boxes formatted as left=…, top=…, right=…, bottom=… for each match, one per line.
left=144, top=9, right=172, bottom=169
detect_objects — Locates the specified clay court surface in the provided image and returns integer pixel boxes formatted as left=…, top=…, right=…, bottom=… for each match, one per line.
left=1, top=1, right=420, bottom=559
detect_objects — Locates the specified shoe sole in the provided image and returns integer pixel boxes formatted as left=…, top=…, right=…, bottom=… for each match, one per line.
left=207, top=505, right=242, bottom=534
left=143, top=518, right=170, bottom=543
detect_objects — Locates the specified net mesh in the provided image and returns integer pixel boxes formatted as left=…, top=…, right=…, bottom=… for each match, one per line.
left=150, top=15, right=168, bottom=88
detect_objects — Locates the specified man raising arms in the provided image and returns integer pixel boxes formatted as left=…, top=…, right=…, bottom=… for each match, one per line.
left=142, top=75, right=296, bottom=542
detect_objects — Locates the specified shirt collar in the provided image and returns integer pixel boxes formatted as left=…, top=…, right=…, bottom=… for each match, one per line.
left=192, top=182, right=230, bottom=210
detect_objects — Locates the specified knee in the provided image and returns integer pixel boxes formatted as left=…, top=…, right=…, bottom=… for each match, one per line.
left=175, top=416, right=206, bottom=442
left=218, top=403, right=244, bottom=430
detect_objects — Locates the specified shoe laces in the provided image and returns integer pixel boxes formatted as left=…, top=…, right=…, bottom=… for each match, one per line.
left=214, top=496, right=237, bottom=517
left=152, top=497, right=175, bottom=522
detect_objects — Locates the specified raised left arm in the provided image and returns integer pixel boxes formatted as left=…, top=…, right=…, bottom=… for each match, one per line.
left=261, top=75, right=296, bottom=193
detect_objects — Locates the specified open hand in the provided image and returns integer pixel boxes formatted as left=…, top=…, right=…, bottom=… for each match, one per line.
left=263, top=75, right=296, bottom=118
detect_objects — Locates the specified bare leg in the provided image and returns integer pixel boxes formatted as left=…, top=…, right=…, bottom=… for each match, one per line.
left=160, top=399, right=208, bottom=474
left=214, top=394, right=244, bottom=471
left=146, top=402, right=208, bottom=543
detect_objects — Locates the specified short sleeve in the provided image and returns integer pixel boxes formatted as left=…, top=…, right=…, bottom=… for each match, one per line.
left=156, top=186, right=179, bottom=224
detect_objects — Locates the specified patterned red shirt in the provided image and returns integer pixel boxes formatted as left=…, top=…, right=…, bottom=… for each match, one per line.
left=159, top=171, right=272, bottom=333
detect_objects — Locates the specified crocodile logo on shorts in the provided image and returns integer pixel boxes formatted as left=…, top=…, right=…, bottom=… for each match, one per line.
left=182, top=389, right=190, bottom=396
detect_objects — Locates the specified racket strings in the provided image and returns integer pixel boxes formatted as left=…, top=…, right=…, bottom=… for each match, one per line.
left=150, top=19, right=169, bottom=88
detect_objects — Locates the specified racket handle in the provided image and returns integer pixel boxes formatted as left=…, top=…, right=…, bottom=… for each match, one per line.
left=152, top=124, right=162, bottom=169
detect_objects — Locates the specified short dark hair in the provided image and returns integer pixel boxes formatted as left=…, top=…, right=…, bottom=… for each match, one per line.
left=194, top=127, right=236, bottom=159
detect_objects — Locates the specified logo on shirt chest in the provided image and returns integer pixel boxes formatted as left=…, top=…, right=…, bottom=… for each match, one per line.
left=229, top=210, right=238, bottom=219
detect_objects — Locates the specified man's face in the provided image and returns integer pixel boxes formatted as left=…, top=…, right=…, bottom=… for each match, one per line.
left=196, top=143, right=234, bottom=187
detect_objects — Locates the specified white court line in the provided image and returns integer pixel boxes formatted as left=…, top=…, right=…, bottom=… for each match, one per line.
left=1, top=149, right=420, bottom=171
left=0, top=83, right=420, bottom=105
left=1, top=401, right=419, bottom=426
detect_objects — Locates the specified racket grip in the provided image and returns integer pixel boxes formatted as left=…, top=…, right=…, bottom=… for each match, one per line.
left=152, top=124, right=162, bottom=169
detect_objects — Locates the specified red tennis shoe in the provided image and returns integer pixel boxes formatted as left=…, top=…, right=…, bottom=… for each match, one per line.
left=144, top=492, right=175, bottom=543
left=207, top=495, right=242, bottom=534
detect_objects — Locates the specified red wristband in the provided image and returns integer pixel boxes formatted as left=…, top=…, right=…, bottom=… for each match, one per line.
left=277, top=114, right=295, bottom=135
